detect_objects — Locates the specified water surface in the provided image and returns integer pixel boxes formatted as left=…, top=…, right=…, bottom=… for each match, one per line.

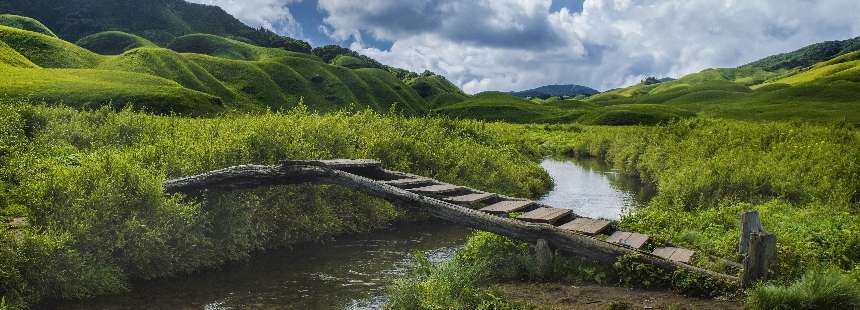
left=538, top=158, right=651, bottom=220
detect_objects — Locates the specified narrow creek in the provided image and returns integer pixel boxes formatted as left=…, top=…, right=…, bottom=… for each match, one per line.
left=56, top=158, right=649, bottom=310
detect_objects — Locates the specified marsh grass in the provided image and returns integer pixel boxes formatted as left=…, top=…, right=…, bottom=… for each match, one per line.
left=746, top=270, right=860, bottom=309
left=0, top=102, right=551, bottom=308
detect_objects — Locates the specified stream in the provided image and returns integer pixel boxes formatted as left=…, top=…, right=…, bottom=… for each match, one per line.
left=55, top=158, right=649, bottom=310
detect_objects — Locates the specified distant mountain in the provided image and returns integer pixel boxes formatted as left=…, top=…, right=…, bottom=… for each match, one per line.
left=511, top=84, right=599, bottom=99
left=0, top=0, right=311, bottom=52
left=741, top=36, right=860, bottom=71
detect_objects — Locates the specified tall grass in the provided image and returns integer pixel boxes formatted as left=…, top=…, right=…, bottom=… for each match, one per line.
left=0, top=102, right=551, bottom=308
left=747, top=270, right=860, bottom=309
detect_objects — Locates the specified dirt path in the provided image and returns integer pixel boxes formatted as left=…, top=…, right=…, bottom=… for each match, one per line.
left=496, top=282, right=742, bottom=310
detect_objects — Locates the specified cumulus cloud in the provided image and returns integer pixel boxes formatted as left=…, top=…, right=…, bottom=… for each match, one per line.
left=319, top=0, right=860, bottom=93
left=187, top=0, right=304, bottom=37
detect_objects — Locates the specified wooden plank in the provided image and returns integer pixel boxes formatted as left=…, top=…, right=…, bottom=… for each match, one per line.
left=559, top=218, right=611, bottom=235
left=282, top=159, right=381, bottom=169
left=408, top=184, right=464, bottom=194
left=518, top=207, right=572, bottom=224
left=652, top=247, right=695, bottom=264
left=443, top=193, right=497, bottom=204
left=381, top=178, right=435, bottom=187
left=480, top=200, right=534, bottom=215
left=606, top=231, right=649, bottom=249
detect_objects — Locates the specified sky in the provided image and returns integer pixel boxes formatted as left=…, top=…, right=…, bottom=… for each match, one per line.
left=187, top=0, right=860, bottom=94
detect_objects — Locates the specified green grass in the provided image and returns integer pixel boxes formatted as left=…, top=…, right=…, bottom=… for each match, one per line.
left=746, top=270, right=860, bottom=309
left=167, top=33, right=317, bottom=62
left=406, top=74, right=468, bottom=108
left=76, top=31, right=157, bottom=55
left=434, top=91, right=577, bottom=123
left=0, top=25, right=102, bottom=68
left=0, top=39, right=36, bottom=68
left=0, top=14, right=56, bottom=37
left=332, top=54, right=376, bottom=69
left=0, top=20, right=438, bottom=115
left=0, top=102, right=552, bottom=308
left=577, top=104, right=695, bottom=125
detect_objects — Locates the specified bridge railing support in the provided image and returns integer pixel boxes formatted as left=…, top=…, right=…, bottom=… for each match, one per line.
left=740, top=210, right=776, bottom=288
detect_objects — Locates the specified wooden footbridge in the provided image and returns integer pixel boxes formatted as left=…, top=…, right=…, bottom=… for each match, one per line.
left=164, top=159, right=771, bottom=287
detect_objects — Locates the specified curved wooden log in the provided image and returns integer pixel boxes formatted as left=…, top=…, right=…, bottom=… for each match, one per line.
left=163, top=164, right=739, bottom=284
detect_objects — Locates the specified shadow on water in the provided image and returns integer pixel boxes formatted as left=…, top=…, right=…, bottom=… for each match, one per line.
left=53, top=157, right=649, bottom=309
left=51, top=222, right=471, bottom=310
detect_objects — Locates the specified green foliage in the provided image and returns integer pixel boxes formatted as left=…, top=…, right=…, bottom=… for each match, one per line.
left=536, top=119, right=860, bottom=278
left=0, top=14, right=55, bottom=37
left=742, top=36, right=860, bottom=71
left=0, top=102, right=551, bottom=307
left=577, top=104, right=695, bottom=125
left=76, top=31, right=156, bottom=55
left=746, top=270, right=860, bottom=310
left=0, top=39, right=36, bottom=68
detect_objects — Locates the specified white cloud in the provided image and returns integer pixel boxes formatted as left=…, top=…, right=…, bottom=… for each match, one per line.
left=186, top=0, right=304, bottom=37
left=320, top=0, right=860, bottom=93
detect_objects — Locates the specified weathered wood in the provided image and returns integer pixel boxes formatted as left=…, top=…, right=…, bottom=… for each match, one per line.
left=381, top=178, right=435, bottom=187
left=559, top=218, right=611, bottom=235
left=408, top=184, right=464, bottom=194
left=518, top=207, right=572, bottom=224
left=652, top=247, right=695, bottom=264
left=606, top=231, right=649, bottom=249
left=163, top=163, right=738, bottom=284
left=742, top=232, right=776, bottom=288
left=739, top=210, right=764, bottom=254
left=531, top=239, right=554, bottom=279
left=480, top=200, right=534, bottom=215
left=282, top=159, right=381, bottom=169
left=443, top=193, right=497, bottom=204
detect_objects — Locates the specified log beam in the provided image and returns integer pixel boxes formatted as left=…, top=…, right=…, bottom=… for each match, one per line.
left=163, top=164, right=739, bottom=284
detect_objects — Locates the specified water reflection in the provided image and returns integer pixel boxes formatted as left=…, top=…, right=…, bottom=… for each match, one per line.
left=53, top=223, right=470, bottom=310
left=538, top=158, right=652, bottom=220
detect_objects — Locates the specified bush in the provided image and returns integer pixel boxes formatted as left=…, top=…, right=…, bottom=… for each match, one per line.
left=747, top=270, right=860, bottom=309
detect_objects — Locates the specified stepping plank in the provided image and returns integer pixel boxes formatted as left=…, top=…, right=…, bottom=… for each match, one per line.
left=443, top=193, right=497, bottom=204
left=606, top=231, right=650, bottom=249
left=558, top=218, right=611, bottom=235
left=480, top=200, right=534, bottom=215
left=408, top=184, right=464, bottom=194
left=652, top=247, right=695, bottom=264
left=518, top=207, right=572, bottom=224
left=381, top=178, right=435, bottom=187
left=282, top=159, right=381, bottom=169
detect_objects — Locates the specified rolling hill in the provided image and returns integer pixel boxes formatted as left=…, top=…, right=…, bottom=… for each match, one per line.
left=0, top=0, right=311, bottom=52
left=511, top=84, right=599, bottom=99
left=0, top=17, right=439, bottom=115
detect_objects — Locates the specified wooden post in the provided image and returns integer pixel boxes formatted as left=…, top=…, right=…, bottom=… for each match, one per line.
left=532, top=239, right=554, bottom=279
left=742, top=232, right=776, bottom=288
left=739, top=210, right=764, bottom=255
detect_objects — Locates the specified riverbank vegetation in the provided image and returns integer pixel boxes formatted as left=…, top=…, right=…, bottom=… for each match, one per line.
left=387, top=118, right=860, bottom=309
left=0, top=102, right=551, bottom=308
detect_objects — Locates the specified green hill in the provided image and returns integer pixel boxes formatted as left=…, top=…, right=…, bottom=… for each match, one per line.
left=0, top=0, right=311, bottom=52
left=77, top=31, right=157, bottom=55
left=0, top=14, right=55, bottom=37
left=0, top=18, right=436, bottom=115
left=742, top=36, right=860, bottom=71
left=406, top=74, right=468, bottom=107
